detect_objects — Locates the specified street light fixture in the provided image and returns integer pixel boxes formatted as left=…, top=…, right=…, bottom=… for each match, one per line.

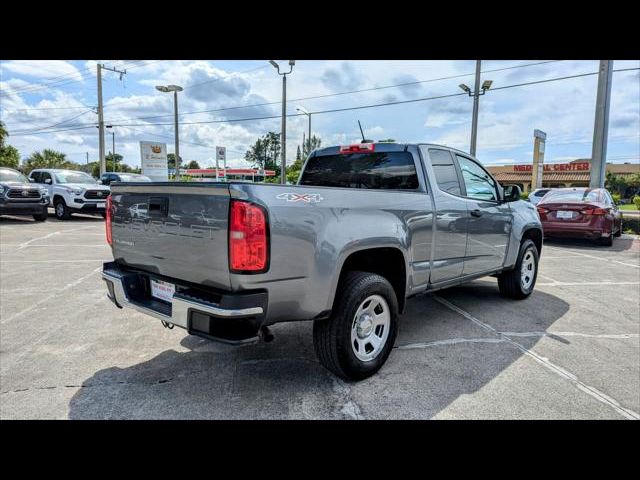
left=155, top=84, right=184, bottom=180
left=459, top=61, right=493, bottom=156
left=269, top=60, right=296, bottom=184
left=296, top=105, right=312, bottom=156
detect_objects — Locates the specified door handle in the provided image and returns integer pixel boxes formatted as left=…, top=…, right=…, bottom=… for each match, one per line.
left=470, top=209, right=483, bottom=217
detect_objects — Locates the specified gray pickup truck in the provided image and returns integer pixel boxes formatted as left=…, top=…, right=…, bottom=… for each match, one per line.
left=102, top=142, right=542, bottom=380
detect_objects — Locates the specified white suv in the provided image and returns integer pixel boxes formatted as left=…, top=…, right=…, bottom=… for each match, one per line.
left=29, top=169, right=111, bottom=220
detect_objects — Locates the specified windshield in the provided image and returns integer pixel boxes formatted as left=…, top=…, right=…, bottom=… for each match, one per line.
left=117, top=174, right=151, bottom=182
left=542, top=189, right=601, bottom=203
left=54, top=171, right=97, bottom=184
left=0, top=169, right=29, bottom=183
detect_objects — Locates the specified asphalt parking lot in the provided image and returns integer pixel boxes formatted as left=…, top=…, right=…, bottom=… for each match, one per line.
left=1, top=212, right=639, bottom=419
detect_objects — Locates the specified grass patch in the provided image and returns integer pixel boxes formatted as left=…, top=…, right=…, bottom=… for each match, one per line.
left=619, top=204, right=639, bottom=211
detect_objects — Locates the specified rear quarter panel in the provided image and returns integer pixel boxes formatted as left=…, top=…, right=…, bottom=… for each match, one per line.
left=230, top=183, right=433, bottom=324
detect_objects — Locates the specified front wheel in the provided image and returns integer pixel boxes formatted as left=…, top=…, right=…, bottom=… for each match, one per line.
left=497, top=239, right=539, bottom=299
left=54, top=199, right=71, bottom=220
left=33, top=209, right=48, bottom=222
left=313, top=271, right=398, bottom=381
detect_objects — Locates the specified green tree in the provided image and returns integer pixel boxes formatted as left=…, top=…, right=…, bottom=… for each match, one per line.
left=605, top=171, right=628, bottom=196
left=167, top=153, right=183, bottom=169
left=245, top=132, right=281, bottom=175
left=0, top=121, right=21, bottom=169
left=186, top=160, right=201, bottom=169
left=0, top=144, right=20, bottom=169
left=302, top=134, right=322, bottom=159
left=23, top=149, right=73, bottom=173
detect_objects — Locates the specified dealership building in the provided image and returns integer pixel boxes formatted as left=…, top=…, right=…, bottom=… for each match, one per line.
left=487, top=159, right=639, bottom=192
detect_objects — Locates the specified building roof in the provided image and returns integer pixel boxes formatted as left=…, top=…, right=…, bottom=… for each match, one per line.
left=492, top=171, right=591, bottom=182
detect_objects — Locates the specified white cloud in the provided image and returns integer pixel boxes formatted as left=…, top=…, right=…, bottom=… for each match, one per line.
left=2, top=60, right=84, bottom=81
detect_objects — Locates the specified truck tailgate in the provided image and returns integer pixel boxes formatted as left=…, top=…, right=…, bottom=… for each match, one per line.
left=110, top=182, right=231, bottom=290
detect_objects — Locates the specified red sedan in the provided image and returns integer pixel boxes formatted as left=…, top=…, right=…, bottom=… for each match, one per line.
left=536, top=188, right=623, bottom=246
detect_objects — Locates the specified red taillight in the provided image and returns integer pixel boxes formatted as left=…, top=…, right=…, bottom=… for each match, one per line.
left=229, top=200, right=268, bottom=273
left=339, top=143, right=375, bottom=154
left=581, top=207, right=609, bottom=216
left=105, top=195, right=113, bottom=246
left=536, top=206, right=549, bottom=216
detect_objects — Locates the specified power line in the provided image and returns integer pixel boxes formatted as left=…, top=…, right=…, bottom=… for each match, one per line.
left=107, top=60, right=565, bottom=123
left=106, top=67, right=640, bottom=128
left=8, top=67, right=640, bottom=136
left=9, top=110, right=94, bottom=134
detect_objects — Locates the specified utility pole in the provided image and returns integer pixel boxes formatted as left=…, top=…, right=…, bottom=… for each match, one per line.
left=174, top=89, right=180, bottom=180
left=111, top=131, right=116, bottom=172
left=97, top=63, right=126, bottom=176
left=86, top=152, right=89, bottom=165
left=590, top=60, right=614, bottom=188
left=470, top=60, right=481, bottom=157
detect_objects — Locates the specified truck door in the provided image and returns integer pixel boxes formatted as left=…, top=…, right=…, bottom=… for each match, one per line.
left=454, top=154, right=512, bottom=275
left=423, top=148, right=468, bottom=283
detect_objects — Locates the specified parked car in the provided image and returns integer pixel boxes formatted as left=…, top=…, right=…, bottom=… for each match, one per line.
left=536, top=187, right=622, bottom=246
left=29, top=168, right=111, bottom=220
left=100, top=172, right=152, bottom=185
left=102, top=142, right=543, bottom=380
left=528, top=188, right=553, bottom=205
left=0, top=167, right=49, bottom=221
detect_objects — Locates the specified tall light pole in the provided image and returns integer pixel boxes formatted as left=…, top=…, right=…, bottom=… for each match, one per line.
left=156, top=84, right=184, bottom=180
left=590, top=60, right=614, bottom=188
left=296, top=105, right=311, bottom=155
left=459, top=60, right=492, bottom=157
left=269, top=60, right=295, bottom=184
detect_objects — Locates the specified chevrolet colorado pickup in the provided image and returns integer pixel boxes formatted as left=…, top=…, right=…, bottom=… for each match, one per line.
left=102, top=142, right=543, bottom=380
left=0, top=167, right=49, bottom=221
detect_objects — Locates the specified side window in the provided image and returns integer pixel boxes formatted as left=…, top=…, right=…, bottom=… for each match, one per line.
left=30, top=171, right=41, bottom=183
left=429, top=149, right=462, bottom=195
left=455, top=155, right=497, bottom=201
left=41, top=172, right=53, bottom=184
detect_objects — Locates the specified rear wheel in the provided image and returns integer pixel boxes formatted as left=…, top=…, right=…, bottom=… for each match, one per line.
left=598, top=234, right=613, bottom=246
left=54, top=199, right=71, bottom=220
left=614, top=220, right=622, bottom=237
left=313, top=271, right=398, bottom=381
left=497, top=239, right=539, bottom=299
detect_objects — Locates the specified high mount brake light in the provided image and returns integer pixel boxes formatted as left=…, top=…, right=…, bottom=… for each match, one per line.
left=339, top=143, right=375, bottom=154
left=581, top=207, right=609, bottom=215
left=105, top=195, right=113, bottom=246
left=229, top=200, right=268, bottom=273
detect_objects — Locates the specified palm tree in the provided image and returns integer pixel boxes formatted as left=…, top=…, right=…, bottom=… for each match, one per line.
left=0, top=120, right=8, bottom=148
left=23, top=149, right=71, bottom=173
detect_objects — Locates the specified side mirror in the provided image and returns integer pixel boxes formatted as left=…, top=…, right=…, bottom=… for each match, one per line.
left=502, top=184, right=522, bottom=202
left=97, top=179, right=103, bottom=185
left=28, top=177, right=35, bottom=183
left=44, top=178, right=52, bottom=185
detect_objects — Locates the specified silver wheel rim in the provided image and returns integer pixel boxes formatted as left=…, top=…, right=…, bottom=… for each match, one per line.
left=351, top=294, right=390, bottom=362
left=520, top=249, right=536, bottom=290
left=56, top=203, right=64, bottom=217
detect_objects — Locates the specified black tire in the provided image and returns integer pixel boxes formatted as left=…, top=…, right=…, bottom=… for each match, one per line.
left=614, top=221, right=622, bottom=237
left=32, top=210, right=48, bottom=222
left=54, top=198, right=70, bottom=220
left=100, top=211, right=107, bottom=219
left=313, top=271, right=398, bottom=381
left=497, top=239, right=539, bottom=299
left=598, top=235, right=613, bottom=246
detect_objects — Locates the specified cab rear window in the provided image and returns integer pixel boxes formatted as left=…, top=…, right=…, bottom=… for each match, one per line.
left=300, top=152, right=419, bottom=190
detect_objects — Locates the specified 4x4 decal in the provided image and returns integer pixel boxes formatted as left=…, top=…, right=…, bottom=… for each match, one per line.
left=276, top=192, right=324, bottom=203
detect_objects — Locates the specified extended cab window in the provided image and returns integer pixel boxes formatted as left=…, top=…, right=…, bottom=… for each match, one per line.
left=300, top=151, right=419, bottom=190
left=456, top=155, right=497, bottom=201
left=429, top=149, right=461, bottom=195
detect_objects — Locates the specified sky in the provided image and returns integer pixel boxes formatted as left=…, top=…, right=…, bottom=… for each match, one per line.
left=1, top=59, right=638, bottom=170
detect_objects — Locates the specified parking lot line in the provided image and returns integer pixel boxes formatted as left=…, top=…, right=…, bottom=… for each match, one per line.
left=498, top=331, right=639, bottom=339
left=397, top=337, right=506, bottom=350
left=1, top=266, right=102, bottom=325
left=544, top=246, right=640, bottom=268
left=537, top=281, right=640, bottom=286
left=433, top=294, right=640, bottom=420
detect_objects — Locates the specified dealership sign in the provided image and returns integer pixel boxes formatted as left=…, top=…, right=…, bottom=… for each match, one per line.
left=513, top=161, right=590, bottom=172
left=140, top=141, right=168, bottom=181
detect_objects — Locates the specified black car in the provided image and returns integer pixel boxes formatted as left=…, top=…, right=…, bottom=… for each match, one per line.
left=100, top=172, right=152, bottom=186
left=0, top=167, right=49, bottom=221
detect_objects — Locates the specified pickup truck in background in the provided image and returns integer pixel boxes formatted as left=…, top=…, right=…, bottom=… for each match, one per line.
left=102, top=142, right=543, bottom=380
left=0, top=167, right=49, bottom=221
